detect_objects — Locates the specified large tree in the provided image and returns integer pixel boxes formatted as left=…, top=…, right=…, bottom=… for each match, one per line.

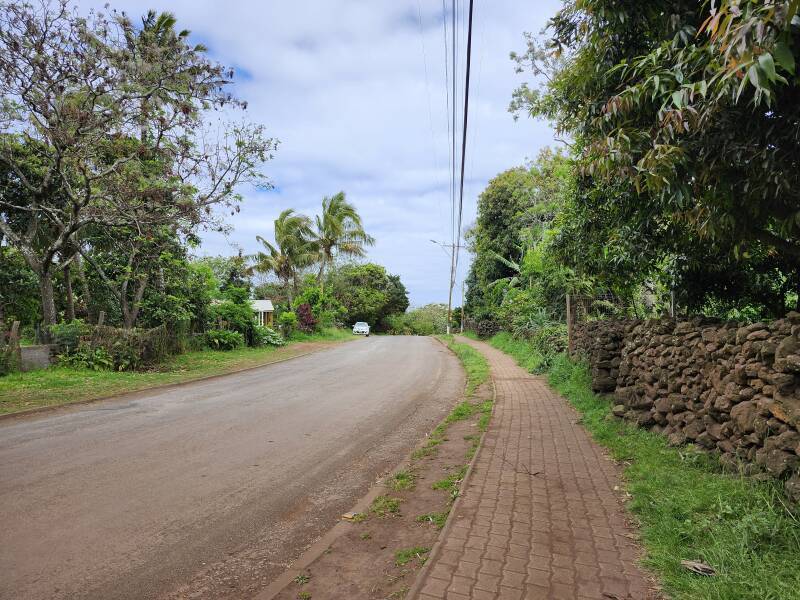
left=313, top=191, right=374, bottom=295
left=511, top=0, right=800, bottom=315
left=0, top=1, right=275, bottom=326
left=251, top=209, right=318, bottom=302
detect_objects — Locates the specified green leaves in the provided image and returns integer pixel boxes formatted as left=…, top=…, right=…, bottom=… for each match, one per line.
left=774, top=40, right=796, bottom=74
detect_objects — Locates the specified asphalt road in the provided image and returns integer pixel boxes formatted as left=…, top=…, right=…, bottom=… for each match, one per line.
left=0, top=336, right=463, bottom=600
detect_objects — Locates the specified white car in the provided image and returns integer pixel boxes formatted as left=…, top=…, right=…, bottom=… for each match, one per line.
left=352, top=321, right=370, bottom=336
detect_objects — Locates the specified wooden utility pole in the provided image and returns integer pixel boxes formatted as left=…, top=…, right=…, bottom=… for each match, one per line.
left=460, top=280, right=465, bottom=334
left=431, top=240, right=466, bottom=335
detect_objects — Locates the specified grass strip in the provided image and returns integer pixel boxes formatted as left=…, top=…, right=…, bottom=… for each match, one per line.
left=439, top=334, right=490, bottom=395
left=0, top=328, right=352, bottom=415
left=492, top=333, right=800, bottom=600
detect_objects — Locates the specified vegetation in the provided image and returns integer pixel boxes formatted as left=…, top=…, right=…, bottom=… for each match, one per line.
left=384, top=304, right=451, bottom=335
left=394, top=546, right=430, bottom=567
left=464, top=0, right=800, bottom=354
left=547, top=354, right=800, bottom=600
left=439, top=335, right=490, bottom=395
left=387, top=470, right=417, bottom=492
left=370, top=495, right=403, bottom=518
left=0, top=1, right=411, bottom=384
left=0, top=328, right=350, bottom=415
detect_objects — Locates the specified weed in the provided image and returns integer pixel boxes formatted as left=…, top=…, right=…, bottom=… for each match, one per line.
left=351, top=512, right=367, bottom=523
left=370, top=495, right=402, bottom=517
left=446, top=401, right=476, bottom=422
left=433, top=466, right=467, bottom=493
left=388, top=470, right=416, bottom=491
left=293, top=574, right=310, bottom=585
left=298, top=592, right=311, bottom=600
left=360, top=531, right=372, bottom=540
left=416, top=509, right=450, bottom=529
left=394, top=546, right=430, bottom=567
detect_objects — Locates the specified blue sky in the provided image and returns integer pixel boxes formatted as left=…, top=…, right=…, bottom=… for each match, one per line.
left=80, top=0, right=561, bottom=306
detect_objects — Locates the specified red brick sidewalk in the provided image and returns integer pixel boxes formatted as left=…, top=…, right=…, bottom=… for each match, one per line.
left=413, top=337, right=656, bottom=600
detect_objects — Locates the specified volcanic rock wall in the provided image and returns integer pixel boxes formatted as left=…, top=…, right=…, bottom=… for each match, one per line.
left=571, top=315, right=800, bottom=502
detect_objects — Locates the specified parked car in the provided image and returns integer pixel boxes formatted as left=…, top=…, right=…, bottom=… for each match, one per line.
left=352, top=321, right=370, bottom=336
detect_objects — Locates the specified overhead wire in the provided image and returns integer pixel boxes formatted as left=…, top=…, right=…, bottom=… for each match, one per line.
left=415, top=0, right=446, bottom=244
left=454, top=0, right=475, bottom=280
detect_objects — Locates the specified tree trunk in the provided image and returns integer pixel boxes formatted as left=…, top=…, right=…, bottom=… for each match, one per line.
left=122, top=276, right=148, bottom=329
left=39, top=272, right=57, bottom=328
left=75, top=254, right=93, bottom=322
left=63, top=263, right=76, bottom=322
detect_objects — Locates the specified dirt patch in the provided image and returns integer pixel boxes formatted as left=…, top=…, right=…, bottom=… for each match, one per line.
left=271, top=381, right=493, bottom=600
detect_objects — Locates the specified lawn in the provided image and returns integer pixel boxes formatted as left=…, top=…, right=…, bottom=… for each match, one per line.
left=490, top=333, right=800, bottom=600
left=0, top=328, right=353, bottom=416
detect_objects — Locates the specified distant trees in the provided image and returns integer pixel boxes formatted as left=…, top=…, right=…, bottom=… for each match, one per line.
left=251, top=195, right=407, bottom=329
left=0, top=0, right=276, bottom=328
left=331, top=263, right=409, bottom=327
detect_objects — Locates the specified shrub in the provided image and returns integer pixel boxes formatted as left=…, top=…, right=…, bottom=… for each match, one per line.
left=58, top=343, right=114, bottom=371
left=278, top=311, right=298, bottom=336
left=296, top=303, right=317, bottom=332
left=474, top=316, right=500, bottom=338
left=204, top=329, right=245, bottom=351
left=207, top=286, right=257, bottom=346
left=253, top=325, right=285, bottom=347
left=48, top=320, right=90, bottom=352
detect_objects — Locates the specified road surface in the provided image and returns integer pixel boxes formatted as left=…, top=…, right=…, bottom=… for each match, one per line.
left=0, top=336, right=463, bottom=600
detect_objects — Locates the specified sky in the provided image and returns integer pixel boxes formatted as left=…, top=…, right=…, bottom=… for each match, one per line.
left=80, top=0, right=561, bottom=306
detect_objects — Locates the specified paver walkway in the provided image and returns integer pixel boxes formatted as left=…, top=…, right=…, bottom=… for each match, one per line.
left=413, top=337, right=656, bottom=600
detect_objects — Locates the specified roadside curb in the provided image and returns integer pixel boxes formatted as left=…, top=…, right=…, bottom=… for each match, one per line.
left=405, top=335, right=498, bottom=600
left=253, top=468, right=394, bottom=600
left=0, top=340, right=351, bottom=423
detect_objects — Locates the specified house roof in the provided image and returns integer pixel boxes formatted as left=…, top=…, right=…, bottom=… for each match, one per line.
left=251, top=299, right=274, bottom=312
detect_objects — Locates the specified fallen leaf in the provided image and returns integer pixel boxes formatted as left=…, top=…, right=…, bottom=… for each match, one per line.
left=681, top=559, right=716, bottom=576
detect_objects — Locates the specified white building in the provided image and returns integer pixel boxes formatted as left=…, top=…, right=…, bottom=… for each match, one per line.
left=251, top=299, right=275, bottom=327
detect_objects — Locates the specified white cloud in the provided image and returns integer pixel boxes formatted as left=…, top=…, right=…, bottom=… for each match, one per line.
left=78, top=0, right=561, bottom=305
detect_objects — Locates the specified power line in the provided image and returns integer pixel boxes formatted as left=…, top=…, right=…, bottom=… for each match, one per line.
left=455, top=0, right=474, bottom=271
left=443, top=0, right=474, bottom=335
left=415, top=0, right=446, bottom=244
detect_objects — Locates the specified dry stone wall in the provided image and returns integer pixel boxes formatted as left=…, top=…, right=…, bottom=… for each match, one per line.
left=571, top=314, right=800, bottom=502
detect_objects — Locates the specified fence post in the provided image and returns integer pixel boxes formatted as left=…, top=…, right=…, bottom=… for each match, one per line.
left=566, top=294, right=574, bottom=356
left=91, top=311, right=106, bottom=348
left=9, top=320, right=21, bottom=371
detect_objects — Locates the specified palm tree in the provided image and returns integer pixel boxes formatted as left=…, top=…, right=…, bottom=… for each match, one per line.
left=251, top=209, right=317, bottom=302
left=313, top=192, right=374, bottom=296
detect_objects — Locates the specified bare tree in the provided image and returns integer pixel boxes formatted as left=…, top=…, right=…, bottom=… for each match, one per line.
left=0, top=1, right=277, bottom=326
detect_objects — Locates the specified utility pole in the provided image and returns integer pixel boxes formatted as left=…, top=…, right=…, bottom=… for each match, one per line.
left=460, top=279, right=465, bottom=334
left=431, top=239, right=465, bottom=335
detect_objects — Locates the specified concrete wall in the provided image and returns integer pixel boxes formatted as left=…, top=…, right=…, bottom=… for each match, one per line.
left=572, top=314, right=800, bottom=502
left=20, top=345, right=55, bottom=372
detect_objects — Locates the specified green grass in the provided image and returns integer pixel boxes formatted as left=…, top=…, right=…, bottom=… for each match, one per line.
left=370, top=495, right=403, bottom=517
left=487, top=331, right=549, bottom=373
left=0, top=328, right=352, bottom=415
left=394, top=546, right=430, bottom=567
left=432, top=466, right=468, bottom=493
left=494, top=335, right=800, bottom=600
left=415, top=509, right=450, bottom=530
left=439, top=335, right=490, bottom=395
left=387, top=470, right=417, bottom=491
